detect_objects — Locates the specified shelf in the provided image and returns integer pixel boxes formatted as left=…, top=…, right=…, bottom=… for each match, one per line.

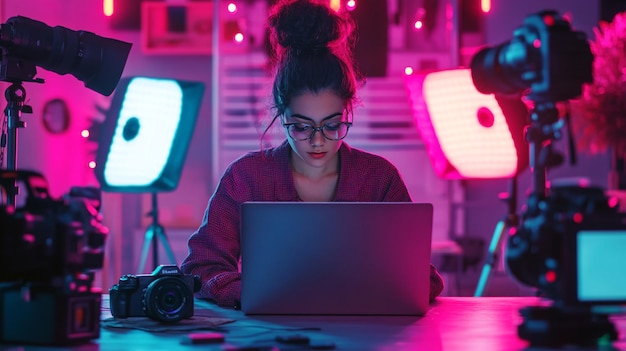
left=141, top=2, right=213, bottom=55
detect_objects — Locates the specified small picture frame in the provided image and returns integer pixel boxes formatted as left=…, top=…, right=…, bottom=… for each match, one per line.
left=42, top=98, right=70, bottom=134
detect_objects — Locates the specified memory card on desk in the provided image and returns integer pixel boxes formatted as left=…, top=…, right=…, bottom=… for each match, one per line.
left=181, top=332, right=225, bottom=344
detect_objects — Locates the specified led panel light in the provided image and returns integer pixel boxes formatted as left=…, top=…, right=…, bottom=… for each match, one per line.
left=96, top=76, right=205, bottom=192
left=405, top=68, right=528, bottom=179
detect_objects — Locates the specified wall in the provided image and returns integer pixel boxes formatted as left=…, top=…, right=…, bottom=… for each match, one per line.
left=485, top=0, right=600, bottom=43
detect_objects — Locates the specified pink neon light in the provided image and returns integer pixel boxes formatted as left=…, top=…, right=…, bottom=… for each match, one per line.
left=573, top=212, right=583, bottom=224
left=481, top=0, right=491, bottom=13
left=404, top=69, right=521, bottom=179
left=103, top=0, right=113, bottom=17
left=545, top=271, right=557, bottom=283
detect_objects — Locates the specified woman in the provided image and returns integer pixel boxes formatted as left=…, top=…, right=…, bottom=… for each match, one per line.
left=181, top=0, right=444, bottom=308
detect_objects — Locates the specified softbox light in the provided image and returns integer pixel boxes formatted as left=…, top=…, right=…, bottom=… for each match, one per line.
left=404, top=68, right=528, bottom=179
left=96, top=76, right=205, bottom=192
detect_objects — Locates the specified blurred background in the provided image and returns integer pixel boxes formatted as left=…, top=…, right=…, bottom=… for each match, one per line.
left=1, top=0, right=623, bottom=296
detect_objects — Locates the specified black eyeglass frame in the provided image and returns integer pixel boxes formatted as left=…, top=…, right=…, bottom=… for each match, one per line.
left=282, top=122, right=353, bottom=141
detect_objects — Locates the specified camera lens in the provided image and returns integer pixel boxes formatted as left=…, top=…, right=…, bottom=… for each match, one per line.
left=470, top=39, right=536, bottom=96
left=143, top=277, right=192, bottom=323
left=2, top=16, right=132, bottom=96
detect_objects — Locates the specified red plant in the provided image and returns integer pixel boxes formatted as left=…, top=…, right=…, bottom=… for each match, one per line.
left=576, top=12, right=626, bottom=158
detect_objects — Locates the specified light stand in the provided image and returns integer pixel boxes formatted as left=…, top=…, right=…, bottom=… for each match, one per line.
left=1, top=44, right=58, bottom=208
left=137, top=192, right=177, bottom=273
left=474, top=175, right=519, bottom=296
left=2, top=77, right=40, bottom=205
left=95, top=77, right=205, bottom=275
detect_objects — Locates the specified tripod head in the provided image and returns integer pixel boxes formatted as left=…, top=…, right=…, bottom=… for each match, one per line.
left=524, top=101, right=569, bottom=198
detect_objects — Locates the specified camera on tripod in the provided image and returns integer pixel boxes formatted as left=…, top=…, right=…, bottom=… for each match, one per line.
left=0, top=14, right=131, bottom=346
left=470, top=9, right=626, bottom=347
left=110, top=265, right=201, bottom=323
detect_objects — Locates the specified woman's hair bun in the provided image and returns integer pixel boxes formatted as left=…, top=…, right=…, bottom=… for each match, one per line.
left=268, top=0, right=348, bottom=53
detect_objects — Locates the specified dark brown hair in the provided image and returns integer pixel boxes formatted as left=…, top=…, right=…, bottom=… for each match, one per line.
left=262, top=0, right=363, bottom=140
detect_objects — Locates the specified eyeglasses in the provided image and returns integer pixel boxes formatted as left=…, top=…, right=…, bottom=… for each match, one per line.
left=283, top=121, right=352, bottom=141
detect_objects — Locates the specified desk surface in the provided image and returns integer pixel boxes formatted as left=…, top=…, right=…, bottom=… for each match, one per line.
left=3, top=297, right=626, bottom=351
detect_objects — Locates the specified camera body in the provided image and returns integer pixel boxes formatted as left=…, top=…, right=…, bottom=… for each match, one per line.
left=0, top=170, right=107, bottom=345
left=0, top=170, right=107, bottom=281
left=110, top=265, right=201, bottom=323
left=506, top=184, right=626, bottom=306
left=470, top=10, right=593, bottom=103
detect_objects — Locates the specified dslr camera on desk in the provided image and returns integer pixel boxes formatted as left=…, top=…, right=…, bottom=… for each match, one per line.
left=0, top=170, right=108, bottom=345
left=110, top=265, right=201, bottom=323
left=471, top=9, right=626, bottom=348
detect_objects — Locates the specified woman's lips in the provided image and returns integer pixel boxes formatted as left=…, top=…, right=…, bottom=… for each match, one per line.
left=309, top=152, right=326, bottom=159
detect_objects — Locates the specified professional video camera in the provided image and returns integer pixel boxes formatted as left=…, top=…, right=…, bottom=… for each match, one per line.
left=471, top=10, right=626, bottom=348
left=0, top=171, right=108, bottom=345
left=0, top=15, right=131, bottom=345
left=110, top=265, right=201, bottom=323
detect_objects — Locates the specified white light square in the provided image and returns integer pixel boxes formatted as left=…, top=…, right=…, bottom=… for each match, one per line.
left=96, top=77, right=204, bottom=192
left=405, top=69, right=527, bottom=179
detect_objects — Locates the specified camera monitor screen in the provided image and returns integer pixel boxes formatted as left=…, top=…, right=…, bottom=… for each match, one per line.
left=577, top=230, right=626, bottom=302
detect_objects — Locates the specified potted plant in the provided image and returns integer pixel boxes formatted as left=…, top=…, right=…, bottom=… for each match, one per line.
left=576, top=11, right=626, bottom=191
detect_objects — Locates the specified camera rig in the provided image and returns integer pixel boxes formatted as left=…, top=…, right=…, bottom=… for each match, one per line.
left=0, top=16, right=131, bottom=345
left=471, top=10, right=626, bottom=348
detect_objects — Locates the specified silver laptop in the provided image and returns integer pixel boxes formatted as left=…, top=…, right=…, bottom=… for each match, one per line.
left=240, top=202, right=434, bottom=315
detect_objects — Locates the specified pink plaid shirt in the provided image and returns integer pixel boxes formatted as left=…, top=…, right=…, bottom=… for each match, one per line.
left=181, top=140, right=444, bottom=307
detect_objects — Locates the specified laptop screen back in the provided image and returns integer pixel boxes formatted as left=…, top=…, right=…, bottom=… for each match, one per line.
left=240, top=202, right=434, bottom=315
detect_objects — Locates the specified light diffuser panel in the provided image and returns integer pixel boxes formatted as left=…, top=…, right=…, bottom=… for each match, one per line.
left=96, top=76, right=205, bottom=192
left=405, top=68, right=528, bottom=179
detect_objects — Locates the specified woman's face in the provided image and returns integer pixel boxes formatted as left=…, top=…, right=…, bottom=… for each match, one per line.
left=282, top=90, right=349, bottom=174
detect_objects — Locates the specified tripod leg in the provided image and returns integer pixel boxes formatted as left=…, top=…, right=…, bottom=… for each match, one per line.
left=137, top=225, right=156, bottom=273
left=474, top=220, right=507, bottom=297
left=155, top=225, right=178, bottom=265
